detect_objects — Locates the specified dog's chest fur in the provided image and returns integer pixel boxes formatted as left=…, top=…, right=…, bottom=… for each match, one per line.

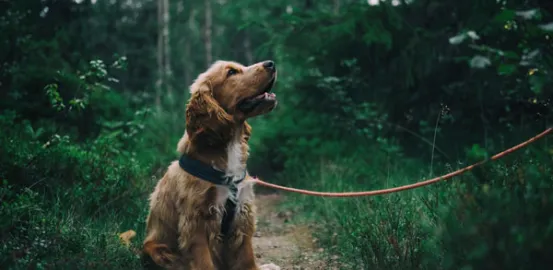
left=215, top=130, right=253, bottom=206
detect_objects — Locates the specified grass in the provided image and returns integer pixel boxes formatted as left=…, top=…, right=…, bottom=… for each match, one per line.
left=277, top=155, right=439, bottom=269
left=275, top=144, right=553, bottom=270
left=0, top=184, right=149, bottom=269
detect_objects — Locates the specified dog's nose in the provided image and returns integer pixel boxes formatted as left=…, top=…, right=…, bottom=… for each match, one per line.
left=263, top=60, right=276, bottom=71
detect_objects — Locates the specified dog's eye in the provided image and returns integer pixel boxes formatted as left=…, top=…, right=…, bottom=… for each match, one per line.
left=227, top=68, right=238, bottom=77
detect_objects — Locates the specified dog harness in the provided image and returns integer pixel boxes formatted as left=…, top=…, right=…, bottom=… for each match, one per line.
left=178, top=154, right=246, bottom=237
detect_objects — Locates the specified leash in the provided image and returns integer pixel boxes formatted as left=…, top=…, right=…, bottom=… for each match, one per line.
left=253, top=127, right=552, bottom=197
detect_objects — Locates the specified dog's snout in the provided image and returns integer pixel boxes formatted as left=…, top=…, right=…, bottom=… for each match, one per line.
left=263, top=60, right=275, bottom=71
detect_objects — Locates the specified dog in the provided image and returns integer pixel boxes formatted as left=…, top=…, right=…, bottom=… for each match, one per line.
left=142, top=60, right=280, bottom=270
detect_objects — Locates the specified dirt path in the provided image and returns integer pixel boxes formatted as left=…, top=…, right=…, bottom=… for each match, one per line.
left=253, top=193, right=334, bottom=270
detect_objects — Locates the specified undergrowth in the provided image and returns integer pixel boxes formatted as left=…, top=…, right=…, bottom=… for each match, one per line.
left=0, top=58, right=183, bottom=269
left=276, top=143, right=553, bottom=270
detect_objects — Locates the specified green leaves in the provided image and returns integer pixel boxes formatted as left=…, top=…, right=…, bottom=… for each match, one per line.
left=538, top=22, right=553, bottom=32
left=469, top=55, right=491, bottom=69
left=23, top=120, right=45, bottom=140
left=529, top=73, right=546, bottom=94
left=467, top=144, right=489, bottom=160
left=497, top=64, right=517, bottom=75
left=44, top=83, right=65, bottom=111
left=493, top=9, right=516, bottom=23
left=449, top=31, right=480, bottom=45
left=43, top=57, right=125, bottom=113
left=515, top=9, right=541, bottom=20
left=454, top=6, right=552, bottom=120
left=362, top=21, right=393, bottom=49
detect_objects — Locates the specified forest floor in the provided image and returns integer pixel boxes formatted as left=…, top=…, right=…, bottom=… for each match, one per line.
left=253, top=193, right=339, bottom=270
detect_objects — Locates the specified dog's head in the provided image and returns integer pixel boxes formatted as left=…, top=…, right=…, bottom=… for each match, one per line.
left=183, top=60, right=277, bottom=145
left=187, top=60, right=277, bottom=121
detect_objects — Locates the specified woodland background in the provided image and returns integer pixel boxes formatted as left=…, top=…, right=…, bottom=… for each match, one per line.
left=1, top=0, right=552, bottom=269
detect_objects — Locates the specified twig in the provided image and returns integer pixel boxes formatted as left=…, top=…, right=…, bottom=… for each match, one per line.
left=430, top=111, right=442, bottom=176
left=393, top=124, right=450, bottom=160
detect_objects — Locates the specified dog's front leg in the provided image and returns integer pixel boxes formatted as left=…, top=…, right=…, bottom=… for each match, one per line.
left=225, top=235, right=281, bottom=270
left=225, top=235, right=258, bottom=270
left=188, top=242, right=215, bottom=270
left=178, top=220, right=215, bottom=270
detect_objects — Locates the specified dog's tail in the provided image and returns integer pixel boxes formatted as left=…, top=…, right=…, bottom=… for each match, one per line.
left=142, top=241, right=178, bottom=269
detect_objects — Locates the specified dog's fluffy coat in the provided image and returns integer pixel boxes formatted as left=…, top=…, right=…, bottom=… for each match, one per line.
left=142, top=60, right=279, bottom=270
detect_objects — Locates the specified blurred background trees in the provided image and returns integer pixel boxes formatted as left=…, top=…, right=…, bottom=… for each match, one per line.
left=0, top=0, right=552, bottom=269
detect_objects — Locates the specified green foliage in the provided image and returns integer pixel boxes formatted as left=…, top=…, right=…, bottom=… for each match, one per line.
left=249, top=1, right=553, bottom=269
left=0, top=66, right=157, bottom=269
left=0, top=42, right=165, bottom=268
left=279, top=146, right=553, bottom=270
left=251, top=1, right=552, bottom=169
left=436, top=154, right=553, bottom=269
left=2, top=0, right=553, bottom=269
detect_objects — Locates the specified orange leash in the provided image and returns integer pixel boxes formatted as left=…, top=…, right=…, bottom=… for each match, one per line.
left=252, top=127, right=552, bottom=197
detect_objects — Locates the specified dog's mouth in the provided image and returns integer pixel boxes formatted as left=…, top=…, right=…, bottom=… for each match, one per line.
left=237, top=77, right=277, bottom=113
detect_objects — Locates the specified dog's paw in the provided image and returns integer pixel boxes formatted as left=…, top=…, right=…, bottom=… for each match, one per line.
left=260, top=263, right=281, bottom=270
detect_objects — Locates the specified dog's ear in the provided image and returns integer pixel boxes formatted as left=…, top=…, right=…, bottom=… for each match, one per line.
left=176, top=132, right=189, bottom=154
left=185, top=82, right=233, bottom=143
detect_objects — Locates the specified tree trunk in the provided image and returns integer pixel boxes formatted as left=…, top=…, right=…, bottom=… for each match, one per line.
left=243, top=32, right=253, bottom=64
left=333, top=0, right=340, bottom=15
left=204, top=0, right=213, bottom=67
left=163, top=0, right=172, bottom=98
left=304, top=0, right=313, bottom=10
left=184, top=6, right=195, bottom=93
left=155, top=0, right=163, bottom=108
left=242, top=9, right=253, bottom=64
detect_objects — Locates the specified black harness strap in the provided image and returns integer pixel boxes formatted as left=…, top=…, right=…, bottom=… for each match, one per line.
left=178, top=154, right=246, bottom=237
left=220, top=183, right=238, bottom=237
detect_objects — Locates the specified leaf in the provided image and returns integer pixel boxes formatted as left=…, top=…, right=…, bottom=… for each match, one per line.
left=107, top=77, right=119, bottom=83
left=104, top=130, right=123, bottom=140
left=468, top=144, right=488, bottom=160
left=520, top=49, right=540, bottom=66
left=497, top=64, right=517, bottom=75
left=449, top=30, right=480, bottom=45
left=493, top=9, right=516, bottom=23
left=469, top=55, right=491, bottom=69
left=515, top=9, right=540, bottom=20
left=449, top=33, right=467, bottom=45
left=538, top=22, right=553, bottom=32
left=466, top=31, right=480, bottom=40
left=529, top=75, right=545, bottom=94
left=503, top=51, right=519, bottom=59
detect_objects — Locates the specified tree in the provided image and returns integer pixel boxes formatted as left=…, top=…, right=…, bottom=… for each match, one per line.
left=204, top=0, right=213, bottom=67
left=156, top=0, right=164, bottom=107
left=163, top=0, right=172, bottom=98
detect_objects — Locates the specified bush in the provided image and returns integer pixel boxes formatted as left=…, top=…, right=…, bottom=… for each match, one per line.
left=436, top=151, right=553, bottom=269
left=0, top=108, right=153, bottom=268
left=0, top=182, right=145, bottom=269
left=0, top=57, right=172, bottom=269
